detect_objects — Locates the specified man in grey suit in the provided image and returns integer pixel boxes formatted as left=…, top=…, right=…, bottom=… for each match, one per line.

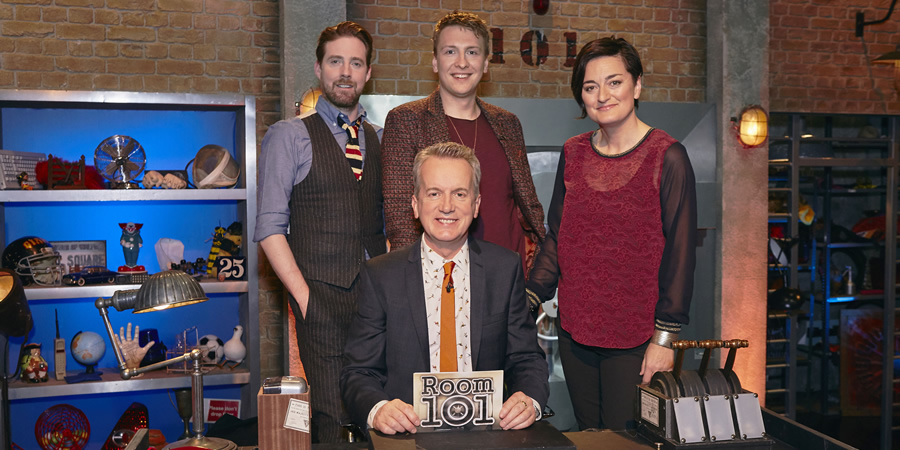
left=341, top=142, right=548, bottom=435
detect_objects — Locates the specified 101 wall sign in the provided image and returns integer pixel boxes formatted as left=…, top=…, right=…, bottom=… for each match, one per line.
left=490, top=29, right=578, bottom=67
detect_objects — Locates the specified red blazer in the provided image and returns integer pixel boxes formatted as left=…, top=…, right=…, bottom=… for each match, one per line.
left=381, top=90, right=546, bottom=272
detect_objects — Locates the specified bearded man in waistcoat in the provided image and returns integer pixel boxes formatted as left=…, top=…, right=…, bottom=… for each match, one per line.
left=253, top=21, right=386, bottom=443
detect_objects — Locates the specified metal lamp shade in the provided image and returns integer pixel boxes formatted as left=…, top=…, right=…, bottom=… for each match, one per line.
left=132, top=270, right=208, bottom=313
left=0, top=269, right=32, bottom=337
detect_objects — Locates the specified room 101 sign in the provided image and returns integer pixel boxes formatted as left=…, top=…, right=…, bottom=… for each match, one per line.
left=413, top=370, right=503, bottom=431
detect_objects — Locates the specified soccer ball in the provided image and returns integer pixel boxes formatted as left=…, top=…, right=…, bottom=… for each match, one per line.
left=199, top=334, right=225, bottom=365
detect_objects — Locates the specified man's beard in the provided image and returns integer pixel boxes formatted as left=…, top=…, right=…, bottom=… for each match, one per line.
left=322, top=78, right=362, bottom=109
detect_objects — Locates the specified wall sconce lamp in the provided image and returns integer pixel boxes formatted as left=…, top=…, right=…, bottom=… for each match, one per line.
left=873, top=45, right=900, bottom=92
left=855, top=0, right=897, bottom=37
left=294, top=87, right=322, bottom=117
left=732, top=105, right=768, bottom=149
left=95, top=270, right=237, bottom=450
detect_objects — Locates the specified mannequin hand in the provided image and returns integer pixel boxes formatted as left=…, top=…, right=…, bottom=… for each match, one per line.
left=116, top=323, right=154, bottom=370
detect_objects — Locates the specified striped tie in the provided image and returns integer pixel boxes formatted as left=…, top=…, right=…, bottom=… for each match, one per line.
left=337, top=116, right=363, bottom=181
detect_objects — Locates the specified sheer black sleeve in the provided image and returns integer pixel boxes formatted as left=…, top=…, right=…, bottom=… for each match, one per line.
left=525, top=149, right=566, bottom=309
left=656, top=142, right=697, bottom=331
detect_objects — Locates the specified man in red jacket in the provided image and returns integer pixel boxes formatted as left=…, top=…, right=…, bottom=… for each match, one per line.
left=381, top=11, right=544, bottom=285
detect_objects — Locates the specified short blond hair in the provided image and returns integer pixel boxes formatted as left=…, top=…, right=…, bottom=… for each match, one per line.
left=413, top=142, right=482, bottom=197
left=433, top=10, right=490, bottom=55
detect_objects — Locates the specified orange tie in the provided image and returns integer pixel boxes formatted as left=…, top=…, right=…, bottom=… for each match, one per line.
left=440, top=261, right=457, bottom=372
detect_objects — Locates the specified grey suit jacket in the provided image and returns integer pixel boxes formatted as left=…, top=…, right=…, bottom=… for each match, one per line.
left=340, top=237, right=550, bottom=428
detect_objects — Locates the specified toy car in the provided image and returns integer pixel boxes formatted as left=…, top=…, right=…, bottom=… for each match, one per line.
left=62, top=266, right=118, bottom=286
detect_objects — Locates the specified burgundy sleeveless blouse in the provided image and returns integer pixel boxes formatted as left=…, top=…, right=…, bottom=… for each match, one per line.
left=557, top=129, right=676, bottom=348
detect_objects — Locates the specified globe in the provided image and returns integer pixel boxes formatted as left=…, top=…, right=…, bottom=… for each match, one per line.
left=71, top=331, right=106, bottom=371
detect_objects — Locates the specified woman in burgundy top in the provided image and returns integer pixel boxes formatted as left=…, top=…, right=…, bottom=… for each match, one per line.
left=526, top=37, right=697, bottom=431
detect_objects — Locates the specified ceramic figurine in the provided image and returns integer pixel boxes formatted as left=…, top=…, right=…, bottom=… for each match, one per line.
left=119, top=222, right=145, bottom=272
left=16, top=171, right=33, bottom=190
left=222, top=325, right=246, bottom=369
left=20, top=343, right=49, bottom=383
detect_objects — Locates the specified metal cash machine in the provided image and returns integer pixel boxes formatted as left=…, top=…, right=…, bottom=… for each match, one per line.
left=636, top=339, right=773, bottom=449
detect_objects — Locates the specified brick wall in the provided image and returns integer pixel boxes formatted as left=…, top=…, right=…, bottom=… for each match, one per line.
left=0, top=0, right=282, bottom=140
left=770, top=0, right=900, bottom=114
left=348, top=0, right=708, bottom=103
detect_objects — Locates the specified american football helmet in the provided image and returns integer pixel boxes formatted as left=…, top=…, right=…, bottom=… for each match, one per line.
left=2, top=236, right=63, bottom=286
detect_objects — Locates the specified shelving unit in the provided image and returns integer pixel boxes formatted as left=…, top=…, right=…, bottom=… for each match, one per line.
left=768, top=112, right=899, bottom=449
left=0, top=90, right=258, bottom=448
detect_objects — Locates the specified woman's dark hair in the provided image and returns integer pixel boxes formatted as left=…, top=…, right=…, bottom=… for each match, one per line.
left=571, top=37, right=643, bottom=119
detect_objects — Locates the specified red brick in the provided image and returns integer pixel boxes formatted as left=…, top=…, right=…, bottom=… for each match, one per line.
left=635, top=8, right=654, bottom=21
left=107, top=0, right=154, bottom=10
left=94, top=42, right=117, bottom=56
left=157, top=0, right=201, bottom=12
left=159, top=28, right=204, bottom=44
left=169, top=44, right=191, bottom=59
left=205, top=30, right=250, bottom=46
left=122, top=12, right=143, bottom=26
left=144, top=75, right=168, bottom=91
left=56, top=0, right=102, bottom=6
left=108, top=26, right=156, bottom=41
left=206, top=0, right=250, bottom=15
left=252, top=2, right=278, bottom=17
left=218, top=77, right=240, bottom=92
left=17, top=72, right=42, bottom=88
left=4, top=0, right=51, bottom=5
left=170, top=12, right=192, bottom=28
left=15, top=5, right=40, bottom=20
left=120, top=75, right=142, bottom=90
left=44, top=39, right=67, bottom=55
left=240, top=47, right=262, bottom=64
left=250, top=63, right=277, bottom=78
left=2, top=53, right=53, bottom=70
left=645, top=21, right=677, bottom=34
left=206, top=61, right=249, bottom=77
left=95, top=10, right=120, bottom=25
left=146, top=43, right=167, bottom=58
left=120, top=43, right=145, bottom=57
left=241, top=17, right=262, bottom=33
left=216, top=16, right=241, bottom=31
left=146, top=12, right=167, bottom=27
left=367, top=6, right=408, bottom=21
left=194, top=44, right=215, bottom=60
left=158, top=59, right=203, bottom=75
left=218, top=46, right=239, bottom=61
left=42, top=7, right=68, bottom=22
left=41, top=71, right=66, bottom=88
left=108, top=58, right=155, bottom=73
left=16, top=38, right=41, bottom=53
left=68, top=7, right=94, bottom=23
left=253, top=33, right=277, bottom=48
left=617, top=6, right=635, bottom=19
left=57, top=23, right=105, bottom=40
left=3, top=21, right=53, bottom=37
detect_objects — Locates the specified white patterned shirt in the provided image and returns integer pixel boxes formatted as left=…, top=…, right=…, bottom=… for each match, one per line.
left=421, top=236, right=473, bottom=373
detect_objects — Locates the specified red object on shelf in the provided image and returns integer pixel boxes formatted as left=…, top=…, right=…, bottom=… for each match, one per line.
left=35, top=156, right=106, bottom=190
left=101, top=402, right=150, bottom=450
left=34, top=404, right=90, bottom=450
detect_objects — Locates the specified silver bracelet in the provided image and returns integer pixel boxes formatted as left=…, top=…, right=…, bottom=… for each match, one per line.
left=651, top=329, right=678, bottom=348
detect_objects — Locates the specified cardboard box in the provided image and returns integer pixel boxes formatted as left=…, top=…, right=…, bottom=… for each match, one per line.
left=257, top=388, right=312, bottom=450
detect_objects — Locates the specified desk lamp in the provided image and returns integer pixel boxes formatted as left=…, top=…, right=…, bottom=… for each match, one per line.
left=95, top=270, right=237, bottom=450
left=0, top=269, right=33, bottom=450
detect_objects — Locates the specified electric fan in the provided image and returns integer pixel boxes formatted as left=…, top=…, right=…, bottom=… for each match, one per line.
left=34, top=404, right=90, bottom=450
left=93, top=135, right=146, bottom=189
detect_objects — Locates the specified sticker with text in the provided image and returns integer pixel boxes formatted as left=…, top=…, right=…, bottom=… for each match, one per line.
left=283, top=398, right=310, bottom=433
